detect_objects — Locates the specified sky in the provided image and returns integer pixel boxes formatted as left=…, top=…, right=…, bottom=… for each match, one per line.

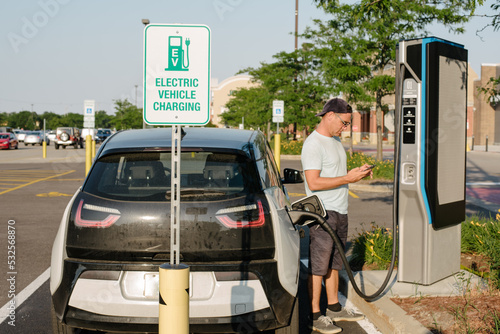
left=1, top=0, right=499, bottom=116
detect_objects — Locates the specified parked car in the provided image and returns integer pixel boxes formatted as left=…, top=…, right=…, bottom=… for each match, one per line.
left=96, top=128, right=112, bottom=143
left=14, top=129, right=26, bottom=142
left=47, top=130, right=57, bottom=142
left=51, top=127, right=303, bottom=333
left=0, top=132, right=18, bottom=150
left=54, top=127, right=83, bottom=149
left=24, top=131, right=50, bottom=146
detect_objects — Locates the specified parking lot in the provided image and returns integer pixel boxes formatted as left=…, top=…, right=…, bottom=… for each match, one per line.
left=0, top=143, right=498, bottom=333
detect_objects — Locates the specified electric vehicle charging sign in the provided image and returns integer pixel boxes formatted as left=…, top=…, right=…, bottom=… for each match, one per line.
left=143, top=24, right=211, bottom=125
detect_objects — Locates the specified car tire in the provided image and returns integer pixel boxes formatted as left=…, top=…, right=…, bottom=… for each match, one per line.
left=60, top=132, right=70, bottom=142
left=55, top=144, right=59, bottom=150
left=274, top=299, right=299, bottom=334
left=25, top=143, right=28, bottom=146
left=51, top=303, right=96, bottom=334
left=62, top=145, right=66, bottom=149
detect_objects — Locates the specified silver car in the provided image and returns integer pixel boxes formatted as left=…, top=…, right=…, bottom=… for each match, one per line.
left=24, top=131, right=49, bottom=146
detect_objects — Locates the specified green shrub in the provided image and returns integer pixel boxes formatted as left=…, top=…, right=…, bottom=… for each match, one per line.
left=461, top=212, right=500, bottom=289
left=350, top=224, right=395, bottom=270
left=346, top=152, right=394, bottom=180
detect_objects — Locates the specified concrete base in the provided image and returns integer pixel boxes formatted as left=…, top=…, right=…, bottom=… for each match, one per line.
left=339, top=269, right=487, bottom=334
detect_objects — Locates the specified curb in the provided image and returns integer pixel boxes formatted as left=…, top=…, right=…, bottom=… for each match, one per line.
left=349, top=183, right=393, bottom=193
left=338, top=271, right=432, bottom=334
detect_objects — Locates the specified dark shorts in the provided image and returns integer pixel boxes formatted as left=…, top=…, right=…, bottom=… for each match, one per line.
left=308, top=210, right=348, bottom=275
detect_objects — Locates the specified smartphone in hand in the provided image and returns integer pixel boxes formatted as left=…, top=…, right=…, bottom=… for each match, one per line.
left=362, top=164, right=375, bottom=172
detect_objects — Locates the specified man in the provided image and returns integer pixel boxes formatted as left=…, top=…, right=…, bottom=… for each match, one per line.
left=301, top=98, right=372, bottom=333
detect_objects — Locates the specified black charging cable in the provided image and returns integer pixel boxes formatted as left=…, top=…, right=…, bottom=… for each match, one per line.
left=288, top=209, right=397, bottom=302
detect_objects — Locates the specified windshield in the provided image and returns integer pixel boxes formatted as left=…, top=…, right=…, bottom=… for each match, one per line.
left=0, top=134, right=9, bottom=139
left=83, top=151, right=260, bottom=202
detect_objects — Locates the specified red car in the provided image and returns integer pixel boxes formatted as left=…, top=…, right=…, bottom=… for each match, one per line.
left=0, top=132, right=18, bottom=150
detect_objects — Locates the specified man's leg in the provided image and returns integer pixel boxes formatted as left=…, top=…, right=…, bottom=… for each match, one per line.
left=309, top=274, right=324, bottom=313
left=324, top=269, right=339, bottom=305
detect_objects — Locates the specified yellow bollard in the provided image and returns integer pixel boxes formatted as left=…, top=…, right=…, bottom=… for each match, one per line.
left=159, top=263, right=189, bottom=334
left=42, top=141, right=47, bottom=159
left=274, top=134, right=281, bottom=171
left=85, top=135, right=92, bottom=176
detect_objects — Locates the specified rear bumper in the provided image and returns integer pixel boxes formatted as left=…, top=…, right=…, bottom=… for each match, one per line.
left=52, top=259, right=296, bottom=333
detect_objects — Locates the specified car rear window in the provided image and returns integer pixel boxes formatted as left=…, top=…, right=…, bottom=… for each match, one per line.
left=83, top=151, right=260, bottom=202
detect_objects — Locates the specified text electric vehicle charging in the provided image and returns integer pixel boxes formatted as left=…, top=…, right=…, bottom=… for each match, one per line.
left=288, top=37, right=468, bottom=301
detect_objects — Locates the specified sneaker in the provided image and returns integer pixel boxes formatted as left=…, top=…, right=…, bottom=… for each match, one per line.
left=309, top=315, right=342, bottom=333
left=326, top=307, right=365, bottom=322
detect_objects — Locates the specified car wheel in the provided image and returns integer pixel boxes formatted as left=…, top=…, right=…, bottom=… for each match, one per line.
left=62, top=145, right=66, bottom=149
left=51, top=303, right=96, bottom=334
left=273, top=299, right=299, bottom=334
left=55, top=144, right=59, bottom=150
left=60, top=132, right=70, bottom=142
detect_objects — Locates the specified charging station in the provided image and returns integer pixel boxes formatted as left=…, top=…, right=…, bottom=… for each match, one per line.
left=395, top=37, right=468, bottom=285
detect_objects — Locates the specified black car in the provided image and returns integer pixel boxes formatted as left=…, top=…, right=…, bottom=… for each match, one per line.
left=50, top=127, right=304, bottom=333
left=95, top=128, right=112, bottom=143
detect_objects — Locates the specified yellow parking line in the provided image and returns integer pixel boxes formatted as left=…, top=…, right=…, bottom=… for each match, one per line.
left=0, top=170, right=75, bottom=196
left=349, top=190, right=359, bottom=199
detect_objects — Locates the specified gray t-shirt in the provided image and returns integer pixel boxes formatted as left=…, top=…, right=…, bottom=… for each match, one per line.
left=301, top=131, right=348, bottom=214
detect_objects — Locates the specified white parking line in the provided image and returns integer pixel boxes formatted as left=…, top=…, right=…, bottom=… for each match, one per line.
left=300, top=260, right=381, bottom=333
left=0, top=267, right=50, bottom=324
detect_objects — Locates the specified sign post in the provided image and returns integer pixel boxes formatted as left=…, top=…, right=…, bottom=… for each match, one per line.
left=272, top=100, right=284, bottom=170
left=144, top=23, right=211, bottom=334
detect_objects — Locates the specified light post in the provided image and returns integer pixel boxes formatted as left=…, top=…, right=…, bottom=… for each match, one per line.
left=141, top=19, right=150, bottom=129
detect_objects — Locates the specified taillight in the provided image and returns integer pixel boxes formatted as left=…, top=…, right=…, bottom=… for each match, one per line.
left=75, top=200, right=120, bottom=228
left=215, top=200, right=265, bottom=228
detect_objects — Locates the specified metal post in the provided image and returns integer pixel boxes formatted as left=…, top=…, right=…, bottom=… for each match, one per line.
left=486, top=135, right=489, bottom=152
left=159, top=125, right=189, bottom=334
left=85, top=135, right=92, bottom=175
left=171, top=125, right=181, bottom=265
left=471, top=135, right=474, bottom=151
left=42, top=119, right=47, bottom=159
left=274, top=123, right=281, bottom=171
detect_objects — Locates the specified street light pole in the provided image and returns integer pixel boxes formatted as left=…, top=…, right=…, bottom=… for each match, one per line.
left=141, top=19, right=150, bottom=129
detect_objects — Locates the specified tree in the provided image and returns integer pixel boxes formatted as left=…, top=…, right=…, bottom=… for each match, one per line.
left=40, top=112, right=63, bottom=129
left=60, top=113, right=83, bottom=128
left=309, top=0, right=484, bottom=160
left=112, top=99, right=143, bottom=130
left=223, top=47, right=328, bottom=136
left=95, top=110, right=113, bottom=129
left=7, top=110, right=36, bottom=130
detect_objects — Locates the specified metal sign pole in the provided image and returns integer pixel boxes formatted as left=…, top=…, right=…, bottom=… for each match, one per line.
left=171, top=125, right=181, bottom=265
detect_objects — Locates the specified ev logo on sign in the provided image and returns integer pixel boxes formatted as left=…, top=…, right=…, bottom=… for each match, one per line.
left=144, top=24, right=211, bottom=126
left=166, top=36, right=190, bottom=72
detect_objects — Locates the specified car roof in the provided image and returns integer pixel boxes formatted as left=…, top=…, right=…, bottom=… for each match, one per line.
left=98, top=127, right=262, bottom=159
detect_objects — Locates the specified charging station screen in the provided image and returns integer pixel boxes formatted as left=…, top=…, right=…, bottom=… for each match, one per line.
left=437, top=56, right=466, bottom=205
left=426, top=41, right=467, bottom=229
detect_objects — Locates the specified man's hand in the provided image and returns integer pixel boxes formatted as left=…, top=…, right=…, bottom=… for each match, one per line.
left=345, top=165, right=373, bottom=183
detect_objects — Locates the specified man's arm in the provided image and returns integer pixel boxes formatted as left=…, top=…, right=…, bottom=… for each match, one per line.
left=304, top=166, right=372, bottom=191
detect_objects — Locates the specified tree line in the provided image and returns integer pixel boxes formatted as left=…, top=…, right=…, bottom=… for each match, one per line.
left=0, top=99, right=142, bottom=131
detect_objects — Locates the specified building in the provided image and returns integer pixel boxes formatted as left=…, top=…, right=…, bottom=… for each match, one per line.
left=210, top=75, right=257, bottom=128
left=473, top=63, right=500, bottom=145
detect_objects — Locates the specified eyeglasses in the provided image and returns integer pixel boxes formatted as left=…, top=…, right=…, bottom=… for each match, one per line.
left=334, top=113, right=351, bottom=127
